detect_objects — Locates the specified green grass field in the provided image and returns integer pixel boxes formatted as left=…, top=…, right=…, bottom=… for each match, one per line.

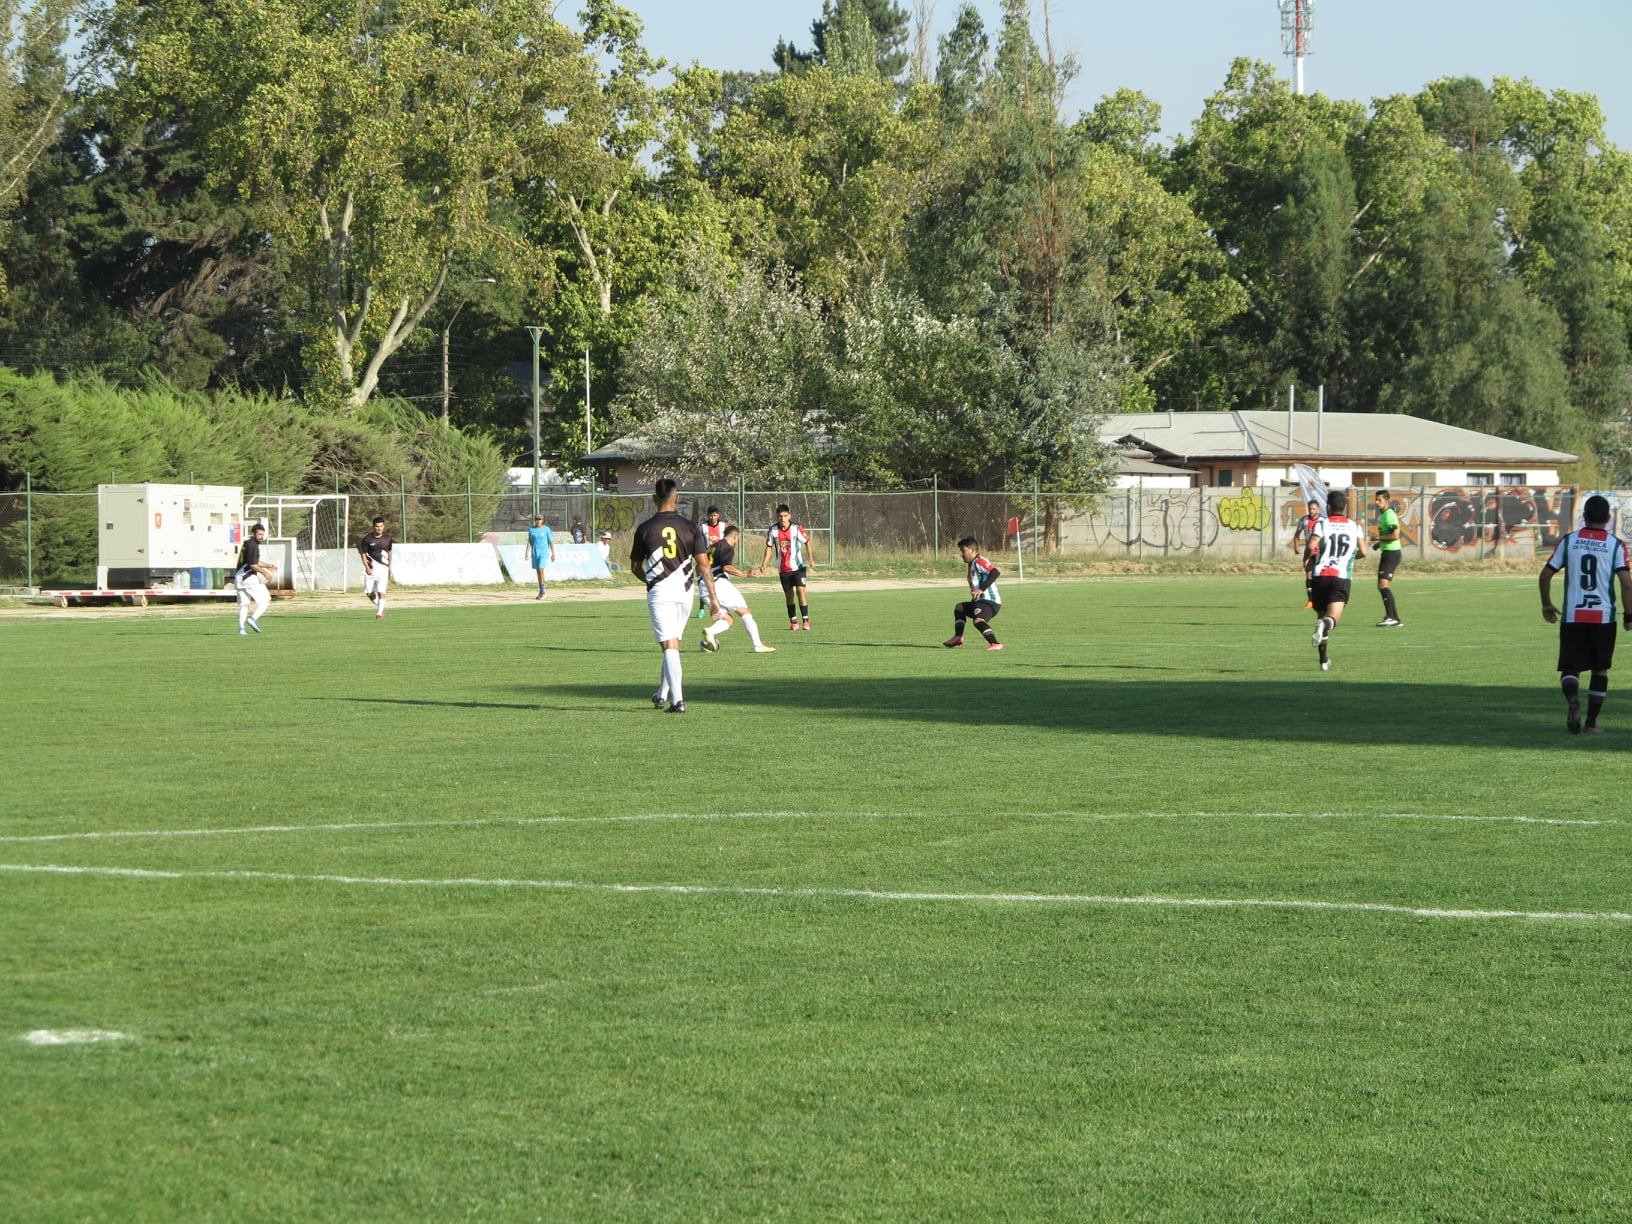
left=4, top=574, right=1631, bottom=1221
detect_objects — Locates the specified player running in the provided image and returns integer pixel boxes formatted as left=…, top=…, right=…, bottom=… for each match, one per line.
left=1539, top=494, right=1632, bottom=734
left=233, top=522, right=276, bottom=635
left=357, top=516, right=393, bottom=619
left=754, top=504, right=813, bottom=631
left=700, top=525, right=776, bottom=654
left=1307, top=490, right=1367, bottom=671
left=944, top=536, right=1004, bottom=651
left=631, top=479, right=721, bottom=714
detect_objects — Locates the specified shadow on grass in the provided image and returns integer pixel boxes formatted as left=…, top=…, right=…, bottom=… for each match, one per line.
left=533, top=675, right=1601, bottom=749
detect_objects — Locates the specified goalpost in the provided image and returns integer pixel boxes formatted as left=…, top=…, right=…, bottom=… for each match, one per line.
left=245, top=494, right=351, bottom=592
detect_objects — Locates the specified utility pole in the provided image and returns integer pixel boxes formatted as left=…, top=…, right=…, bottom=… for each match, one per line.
left=439, top=279, right=494, bottom=424
left=528, top=327, right=545, bottom=519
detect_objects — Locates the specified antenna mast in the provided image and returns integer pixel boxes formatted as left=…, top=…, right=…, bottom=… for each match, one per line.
left=1279, top=0, right=1315, bottom=96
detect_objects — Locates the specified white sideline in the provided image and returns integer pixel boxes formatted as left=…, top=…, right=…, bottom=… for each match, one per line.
left=2, top=862, right=1627, bottom=923
left=0, top=809, right=1609, bottom=844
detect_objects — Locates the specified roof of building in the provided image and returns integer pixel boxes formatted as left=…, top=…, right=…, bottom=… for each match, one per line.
left=1100, top=411, right=1577, bottom=467
left=1115, top=451, right=1194, bottom=478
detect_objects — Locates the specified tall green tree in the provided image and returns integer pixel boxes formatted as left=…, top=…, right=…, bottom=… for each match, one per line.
left=774, top=0, right=911, bottom=81
left=124, top=0, right=602, bottom=410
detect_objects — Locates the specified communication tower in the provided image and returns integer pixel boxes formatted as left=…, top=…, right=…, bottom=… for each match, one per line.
left=1279, top=0, right=1315, bottom=96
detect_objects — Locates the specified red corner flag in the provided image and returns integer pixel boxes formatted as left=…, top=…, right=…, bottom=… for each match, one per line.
left=1005, top=516, right=1020, bottom=537
left=1006, top=516, right=1024, bottom=582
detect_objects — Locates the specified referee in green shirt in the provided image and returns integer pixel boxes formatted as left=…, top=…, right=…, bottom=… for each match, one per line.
left=1371, top=489, right=1404, bottom=626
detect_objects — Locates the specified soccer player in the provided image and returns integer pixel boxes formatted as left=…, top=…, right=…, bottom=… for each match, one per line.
left=1307, top=490, right=1367, bottom=671
left=700, top=525, right=776, bottom=654
left=232, top=522, right=276, bottom=635
left=695, top=506, right=727, bottom=617
left=527, top=514, right=556, bottom=601
left=944, top=536, right=1004, bottom=651
left=754, top=504, right=812, bottom=630
left=631, top=479, right=721, bottom=713
left=357, top=516, right=393, bottom=619
left=1290, top=497, right=1322, bottom=608
left=1539, top=494, right=1632, bottom=735
left=1371, top=489, right=1404, bottom=626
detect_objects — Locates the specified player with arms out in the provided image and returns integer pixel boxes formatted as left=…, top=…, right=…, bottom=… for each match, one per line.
left=753, top=504, right=812, bottom=631
left=632, top=479, right=721, bottom=713
left=700, top=525, right=776, bottom=654
left=357, top=516, right=393, bottom=619
left=1307, top=490, right=1367, bottom=671
left=233, top=522, right=277, bottom=635
left=1539, top=494, right=1632, bottom=734
left=944, top=536, right=1004, bottom=650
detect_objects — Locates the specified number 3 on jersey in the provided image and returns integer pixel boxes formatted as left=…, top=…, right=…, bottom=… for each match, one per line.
left=661, top=526, right=678, bottom=559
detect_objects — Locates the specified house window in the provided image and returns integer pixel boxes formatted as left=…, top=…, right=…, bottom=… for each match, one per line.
left=1388, top=472, right=1434, bottom=488
left=1352, top=471, right=1384, bottom=488
left=1216, top=469, right=1234, bottom=487
left=1500, top=473, right=1525, bottom=486
left=1467, top=473, right=1494, bottom=486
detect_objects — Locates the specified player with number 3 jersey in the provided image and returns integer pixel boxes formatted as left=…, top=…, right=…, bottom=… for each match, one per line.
left=631, top=479, right=720, bottom=713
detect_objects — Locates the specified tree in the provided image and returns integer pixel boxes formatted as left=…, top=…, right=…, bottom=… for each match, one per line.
left=124, top=0, right=602, bottom=410
left=0, top=0, right=82, bottom=276
left=774, top=0, right=911, bottom=82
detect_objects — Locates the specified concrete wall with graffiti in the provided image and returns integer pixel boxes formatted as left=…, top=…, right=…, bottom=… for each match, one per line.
left=1049, top=486, right=1631, bottom=560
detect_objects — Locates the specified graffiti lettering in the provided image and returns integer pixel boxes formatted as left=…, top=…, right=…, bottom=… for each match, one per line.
left=1218, top=488, right=1268, bottom=532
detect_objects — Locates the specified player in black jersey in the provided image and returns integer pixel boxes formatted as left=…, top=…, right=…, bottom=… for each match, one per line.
left=700, top=525, right=776, bottom=653
left=631, top=479, right=721, bottom=712
left=357, top=517, right=393, bottom=619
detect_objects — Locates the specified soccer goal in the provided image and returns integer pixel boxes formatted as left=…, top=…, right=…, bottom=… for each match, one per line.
left=245, top=494, right=351, bottom=592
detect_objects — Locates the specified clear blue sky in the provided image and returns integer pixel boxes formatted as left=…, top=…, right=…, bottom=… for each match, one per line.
left=623, top=0, right=1632, bottom=151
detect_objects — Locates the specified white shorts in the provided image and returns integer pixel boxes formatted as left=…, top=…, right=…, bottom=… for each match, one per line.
left=647, top=593, right=693, bottom=644
left=712, top=576, right=745, bottom=610
left=363, top=567, right=389, bottom=596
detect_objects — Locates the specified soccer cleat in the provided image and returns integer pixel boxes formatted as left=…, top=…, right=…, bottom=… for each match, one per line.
left=986, top=642, right=1005, bottom=651
left=943, top=636, right=964, bottom=648
left=1321, top=660, right=1330, bottom=671
left=752, top=644, right=778, bottom=653
left=788, top=621, right=799, bottom=631
left=535, top=592, right=546, bottom=601
left=1311, top=623, right=1326, bottom=647
left=666, top=701, right=686, bottom=714
left=1303, top=601, right=1314, bottom=609
left=651, top=692, right=666, bottom=709
left=1376, top=617, right=1402, bottom=627
left=375, top=611, right=384, bottom=620
left=800, top=620, right=811, bottom=630
left=239, top=628, right=247, bottom=636
left=1567, top=695, right=1582, bottom=734
left=701, top=629, right=720, bottom=653
left=247, top=618, right=261, bottom=633
left=1583, top=725, right=1604, bottom=735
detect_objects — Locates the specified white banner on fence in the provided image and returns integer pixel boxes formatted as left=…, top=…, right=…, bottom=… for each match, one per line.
left=390, top=543, right=507, bottom=586
left=497, top=543, right=612, bottom=583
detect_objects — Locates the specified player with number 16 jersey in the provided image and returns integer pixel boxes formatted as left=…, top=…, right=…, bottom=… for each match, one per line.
left=1305, top=491, right=1367, bottom=671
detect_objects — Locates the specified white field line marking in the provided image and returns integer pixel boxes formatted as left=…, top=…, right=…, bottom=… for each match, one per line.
left=0, top=809, right=1609, bottom=845
left=22, top=1029, right=127, bottom=1045
left=2, top=862, right=1627, bottom=923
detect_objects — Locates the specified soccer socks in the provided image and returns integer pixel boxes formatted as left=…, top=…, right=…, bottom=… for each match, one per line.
left=662, top=648, right=683, bottom=706
left=1381, top=587, right=1399, bottom=620
left=740, top=612, right=764, bottom=648
left=1587, top=672, right=1609, bottom=728
left=706, top=617, right=733, bottom=640
left=974, top=619, right=999, bottom=647
left=787, top=600, right=798, bottom=626
left=800, top=598, right=809, bottom=628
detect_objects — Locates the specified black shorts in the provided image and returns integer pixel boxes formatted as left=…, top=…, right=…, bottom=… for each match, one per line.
left=779, top=567, right=808, bottom=593
left=1308, top=577, right=1351, bottom=614
left=1558, top=623, right=1617, bottom=675
left=1377, top=550, right=1402, bottom=581
left=958, top=599, right=1000, bottom=622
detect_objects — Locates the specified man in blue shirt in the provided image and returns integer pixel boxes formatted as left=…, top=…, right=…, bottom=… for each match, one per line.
left=527, top=514, right=556, bottom=601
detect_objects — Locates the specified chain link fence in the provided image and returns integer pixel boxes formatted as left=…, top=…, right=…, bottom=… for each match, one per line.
left=4, top=479, right=1629, bottom=587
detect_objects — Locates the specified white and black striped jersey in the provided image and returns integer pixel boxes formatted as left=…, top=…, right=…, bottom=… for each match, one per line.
left=1310, top=515, right=1364, bottom=580
left=1545, top=528, right=1630, bottom=624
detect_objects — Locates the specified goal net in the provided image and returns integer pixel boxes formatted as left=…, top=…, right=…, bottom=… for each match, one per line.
left=245, top=494, right=351, bottom=592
